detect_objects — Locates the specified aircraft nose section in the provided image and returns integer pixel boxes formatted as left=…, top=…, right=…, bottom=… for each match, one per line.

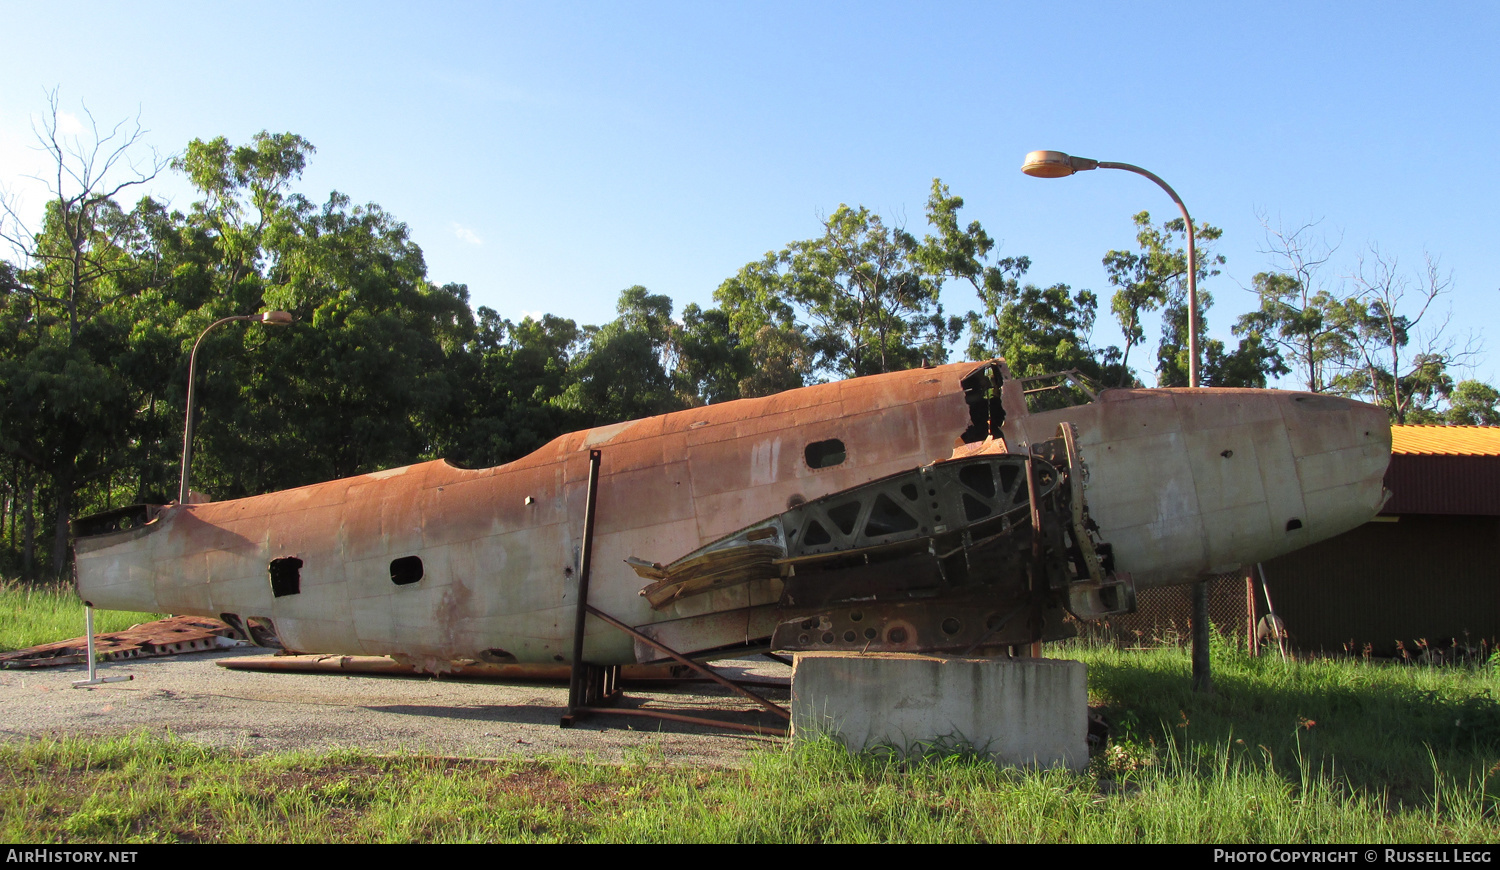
left=1279, top=392, right=1392, bottom=538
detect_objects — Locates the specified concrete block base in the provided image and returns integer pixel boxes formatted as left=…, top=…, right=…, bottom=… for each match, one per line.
left=791, top=653, right=1088, bottom=771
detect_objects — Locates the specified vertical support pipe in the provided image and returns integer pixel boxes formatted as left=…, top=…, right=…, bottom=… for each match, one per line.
left=72, top=604, right=131, bottom=688
left=566, top=449, right=603, bottom=714
left=180, top=315, right=252, bottom=504
left=1246, top=569, right=1259, bottom=656
left=1191, top=580, right=1212, bottom=693
left=84, top=606, right=96, bottom=684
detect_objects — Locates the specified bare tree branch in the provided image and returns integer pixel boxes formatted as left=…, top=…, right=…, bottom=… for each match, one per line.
left=3, top=89, right=172, bottom=342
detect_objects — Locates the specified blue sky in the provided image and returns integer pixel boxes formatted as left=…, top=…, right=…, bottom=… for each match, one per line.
left=3, top=1, right=1497, bottom=388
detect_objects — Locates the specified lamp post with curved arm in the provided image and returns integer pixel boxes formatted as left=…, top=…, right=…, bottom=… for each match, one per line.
left=1021, top=150, right=1201, bottom=390
left=178, top=310, right=294, bottom=505
left=1020, top=151, right=1212, bottom=692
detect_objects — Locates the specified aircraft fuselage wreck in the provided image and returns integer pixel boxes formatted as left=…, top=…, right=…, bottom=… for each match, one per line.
left=73, top=360, right=1391, bottom=670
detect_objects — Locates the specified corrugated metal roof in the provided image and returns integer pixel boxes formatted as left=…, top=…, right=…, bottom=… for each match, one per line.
left=1391, top=425, right=1500, bottom=456
left=1386, top=427, right=1500, bottom=514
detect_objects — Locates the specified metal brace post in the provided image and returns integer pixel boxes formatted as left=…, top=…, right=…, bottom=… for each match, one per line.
left=71, top=606, right=133, bottom=688
left=564, top=449, right=610, bottom=722
left=559, top=447, right=788, bottom=735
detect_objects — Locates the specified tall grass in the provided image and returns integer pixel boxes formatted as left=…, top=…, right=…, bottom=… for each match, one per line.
left=0, top=579, right=163, bottom=653
left=1063, top=633, right=1500, bottom=807
left=1, top=587, right=1495, bottom=842
left=0, top=728, right=1494, bottom=843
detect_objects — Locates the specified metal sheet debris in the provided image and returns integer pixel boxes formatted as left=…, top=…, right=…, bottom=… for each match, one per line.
left=0, top=616, right=246, bottom=669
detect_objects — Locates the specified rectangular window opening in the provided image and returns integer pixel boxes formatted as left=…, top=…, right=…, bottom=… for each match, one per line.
left=390, top=555, right=424, bottom=586
left=268, top=557, right=303, bottom=597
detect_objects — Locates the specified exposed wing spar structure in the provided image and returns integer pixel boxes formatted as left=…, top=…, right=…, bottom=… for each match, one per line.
left=629, top=423, right=1136, bottom=659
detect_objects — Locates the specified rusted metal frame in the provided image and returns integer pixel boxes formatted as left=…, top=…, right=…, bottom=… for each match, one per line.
left=585, top=604, right=790, bottom=721
left=937, top=515, right=1019, bottom=563
left=959, top=604, right=1026, bottom=656
left=773, top=539, right=915, bottom=566
left=566, top=449, right=606, bottom=717
left=567, top=705, right=786, bottom=737
left=1022, top=455, right=1046, bottom=657
left=1058, top=423, right=1104, bottom=583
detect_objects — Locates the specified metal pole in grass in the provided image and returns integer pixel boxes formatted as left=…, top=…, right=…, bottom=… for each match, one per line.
left=1022, top=149, right=1213, bottom=693
left=71, top=604, right=132, bottom=688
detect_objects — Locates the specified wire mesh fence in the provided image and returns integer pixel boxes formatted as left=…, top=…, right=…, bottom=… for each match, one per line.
left=1078, top=570, right=1254, bottom=648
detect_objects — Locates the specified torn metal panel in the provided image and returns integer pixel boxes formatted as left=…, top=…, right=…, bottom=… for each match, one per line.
left=0, top=616, right=246, bottom=669
left=630, top=604, right=782, bottom=664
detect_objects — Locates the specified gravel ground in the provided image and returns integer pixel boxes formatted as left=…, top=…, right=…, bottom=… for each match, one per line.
left=0, top=647, right=792, bottom=766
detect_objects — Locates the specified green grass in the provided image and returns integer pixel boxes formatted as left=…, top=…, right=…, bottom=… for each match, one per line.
left=0, top=723, right=1494, bottom=843
left=1, top=583, right=1496, bottom=842
left=0, top=579, right=163, bottom=653
left=1069, top=633, right=1500, bottom=805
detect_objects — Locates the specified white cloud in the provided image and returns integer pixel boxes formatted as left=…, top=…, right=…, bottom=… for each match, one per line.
left=518, top=310, right=544, bottom=322
left=55, top=111, right=85, bottom=136
left=451, top=222, right=482, bottom=246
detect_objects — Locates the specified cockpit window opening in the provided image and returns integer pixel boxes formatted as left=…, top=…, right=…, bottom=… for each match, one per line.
left=1018, top=369, right=1101, bottom=414
left=960, top=363, right=1005, bottom=443
left=390, top=555, right=424, bottom=586
left=268, top=557, right=303, bottom=597
left=805, top=439, right=846, bottom=469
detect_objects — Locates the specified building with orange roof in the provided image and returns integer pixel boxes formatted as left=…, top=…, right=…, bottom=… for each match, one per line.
left=1390, top=425, right=1500, bottom=456
left=1260, top=425, right=1500, bottom=657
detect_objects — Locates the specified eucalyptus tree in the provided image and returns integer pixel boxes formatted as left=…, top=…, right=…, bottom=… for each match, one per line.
left=716, top=182, right=964, bottom=382
left=1233, top=219, right=1351, bottom=393
left=0, top=94, right=167, bottom=575
left=558, top=286, right=685, bottom=426
left=1331, top=249, right=1479, bottom=424
left=1239, top=221, right=1486, bottom=422
left=1443, top=380, right=1500, bottom=426
left=1101, top=212, right=1218, bottom=386
left=443, top=309, right=586, bottom=469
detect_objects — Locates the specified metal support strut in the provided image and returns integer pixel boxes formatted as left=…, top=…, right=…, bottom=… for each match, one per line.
left=564, top=449, right=607, bottom=719
left=560, top=448, right=790, bottom=736
left=71, top=605, right=133, bottom=688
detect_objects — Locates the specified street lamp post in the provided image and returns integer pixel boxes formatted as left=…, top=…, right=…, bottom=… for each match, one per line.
left=1020, top=150, right=1212, bottom=692
left=1021, top=150, right=1200, bottom=390
left=178, top=310, right=293, bottom=505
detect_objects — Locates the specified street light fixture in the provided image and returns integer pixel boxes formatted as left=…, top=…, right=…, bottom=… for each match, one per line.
left=1021, top=151, right=1212, bottom=693
left=178, top=311, right=294, bottom=505
left=1021, top=150, right=1201, bottom=390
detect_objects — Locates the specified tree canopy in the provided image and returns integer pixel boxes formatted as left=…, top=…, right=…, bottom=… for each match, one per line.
left=0, top=105, right=1492, bottom=580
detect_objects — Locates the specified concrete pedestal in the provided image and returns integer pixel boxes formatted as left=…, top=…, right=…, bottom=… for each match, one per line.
left=791, top=653, right=1088, bottom=771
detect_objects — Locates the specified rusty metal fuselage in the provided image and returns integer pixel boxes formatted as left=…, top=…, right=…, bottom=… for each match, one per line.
left=73, top=360, right=1391, bottom=668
